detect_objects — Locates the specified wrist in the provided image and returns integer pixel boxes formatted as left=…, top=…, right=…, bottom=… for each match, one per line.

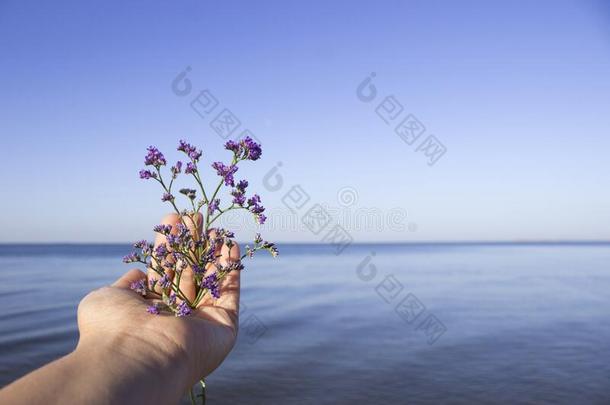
left=73, top=331, right=191, bottom=403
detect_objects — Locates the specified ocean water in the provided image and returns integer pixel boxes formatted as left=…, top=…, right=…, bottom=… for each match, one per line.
left=1, top=243, right=610, bottom=404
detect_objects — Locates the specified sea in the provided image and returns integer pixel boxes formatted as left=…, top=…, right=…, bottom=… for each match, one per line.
left=1, top=243, right=609, bottom=404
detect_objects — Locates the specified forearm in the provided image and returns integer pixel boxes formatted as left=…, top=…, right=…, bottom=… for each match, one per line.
left=0, top=336, right=190, bottom=405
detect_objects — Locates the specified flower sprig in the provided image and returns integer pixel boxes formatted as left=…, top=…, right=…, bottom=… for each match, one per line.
left=125, top=137, right=277, bottom=318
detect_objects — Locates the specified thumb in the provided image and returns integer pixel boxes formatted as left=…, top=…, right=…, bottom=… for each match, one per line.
left=112, top=269, right=147, bottom=289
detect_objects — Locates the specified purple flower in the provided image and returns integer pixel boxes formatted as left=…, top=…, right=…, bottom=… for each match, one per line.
left=143, top=244, right=153, bottom=256
left=133, top=240, right=148, bottom=249
left=153, top=224, right=172, bottom=235
left=225, top=168, right=238, bottom=187
left=210, top=228, right=235, bottom=241
left=134, top=240, right=153, bottom=256
left=144, top=146, right=167, bottom=167
left=231, top=180, right=248, bottom=206
left=190, top=149, right=202, bottom=161
left=192, top=264, right=206, bottom=274
left=231, top=180, right=249, bottom=205
left=225, top=260, right=244, bottom=272
left=146, top=305, right=160, bottom=315
left=171, top=161, right=182, bottom=178
left=224, top=140, right=240, bottom=153
left=123, top=252, right=140, bottom=263
left=126, top=137, right=278, bottom=324
left=236, top=180, right=248, bottom=192
left=262, top=241, right=279, bottom=257
left=201, top=243, right=217, bottom=264
left=176, top=223, right=193, bottom=239
left=179, top=188, right=196, bottom=200
left=177, top=260, right=188, bottom=272
left=211, top=162, right=238, bottom=187
left=208, top=198, right=220, bottom=215
left=176, top=301, right=192, bottom=317
left=254, top=233, right=263, bottom=244
left=185, top=162, right=197, bottom=174
left=177, top=140, right=192, bottom=153
left=247, top=194, right=265, bottom=214
left=159, top=273, right=172, bottom=289
left=177, top=140, right=202, bottom=162
left=166, top=234, right=180, bottom=247
left=201, top=273, right=220, bottom=299
left=220, top=228, right=235, bottom=238
left=242, top=136, right=262, bottom=160
left=130, top=279, right=147, bottom=295
left=154, top=243, right=168, bottom=258
left=139, top=169, right=157, bottom=180
left=246, top=195, right=266, bottom=224
left=161, top=192, right=174, bottom=202
left=232, top=191, right=246, bottom=206
left=270, top=245, right=279, bottom=257
left=224, top=137, right=262, bottom=161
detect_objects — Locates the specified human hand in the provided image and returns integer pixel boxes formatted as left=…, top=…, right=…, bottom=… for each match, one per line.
left=0, top=214, right=240, bottom=405
left=83, top=213, right=240, bottom=378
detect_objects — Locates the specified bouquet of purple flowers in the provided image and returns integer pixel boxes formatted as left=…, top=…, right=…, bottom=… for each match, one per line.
left=123, top=137, right=277, bottom=403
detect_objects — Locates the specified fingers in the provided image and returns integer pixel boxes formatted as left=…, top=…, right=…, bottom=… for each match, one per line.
left=148, top=214, right=181, bottom=294
left=148, top=213, right=203, bottom=301
left=145, top=212, right=240, bottom=312
left=195, top=229, right=221, bottom=307
left=176, top=213, right=203, bottom=303
left=112, top=268, right=147, bottom=289
left=211, top=240, right=241, bottom=314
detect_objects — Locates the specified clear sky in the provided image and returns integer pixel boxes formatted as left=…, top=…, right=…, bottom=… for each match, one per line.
left=1, top=0, right=609, bottom=243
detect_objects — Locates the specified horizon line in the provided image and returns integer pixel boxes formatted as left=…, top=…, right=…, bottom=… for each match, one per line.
left=1, top=240, right=610, bottom=245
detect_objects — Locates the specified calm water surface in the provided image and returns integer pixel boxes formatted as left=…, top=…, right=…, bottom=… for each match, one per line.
left=1, top=243, right=609, bottom=404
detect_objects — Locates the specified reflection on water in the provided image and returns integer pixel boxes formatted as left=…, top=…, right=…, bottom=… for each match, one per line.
left=1, top=243, right=610, bottom=404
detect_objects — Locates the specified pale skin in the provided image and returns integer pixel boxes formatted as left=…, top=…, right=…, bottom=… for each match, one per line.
left=0, top=214, right=241, bottom=405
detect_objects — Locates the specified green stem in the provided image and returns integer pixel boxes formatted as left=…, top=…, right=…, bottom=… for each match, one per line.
left=189, top=387, right=196, bottom=405
left=208, top=204, right=233, bottom=226
left=205, top=180, right=224, bottom=230
left=239, top=242, right=269, bottom=261
left=154, top=169, right=189, bottom=229
left=199, top=379, right=206, bottom=405
left=148, top=258, right=191, bottom=304
left=205, top=155, right=238, bottom=231
left=192, top=266, right=231, bottom=307
left=193, top=171, right=208, bottom=204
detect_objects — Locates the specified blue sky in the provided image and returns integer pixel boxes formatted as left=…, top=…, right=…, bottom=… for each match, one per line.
left=1, top=0, right=609, bottom=242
